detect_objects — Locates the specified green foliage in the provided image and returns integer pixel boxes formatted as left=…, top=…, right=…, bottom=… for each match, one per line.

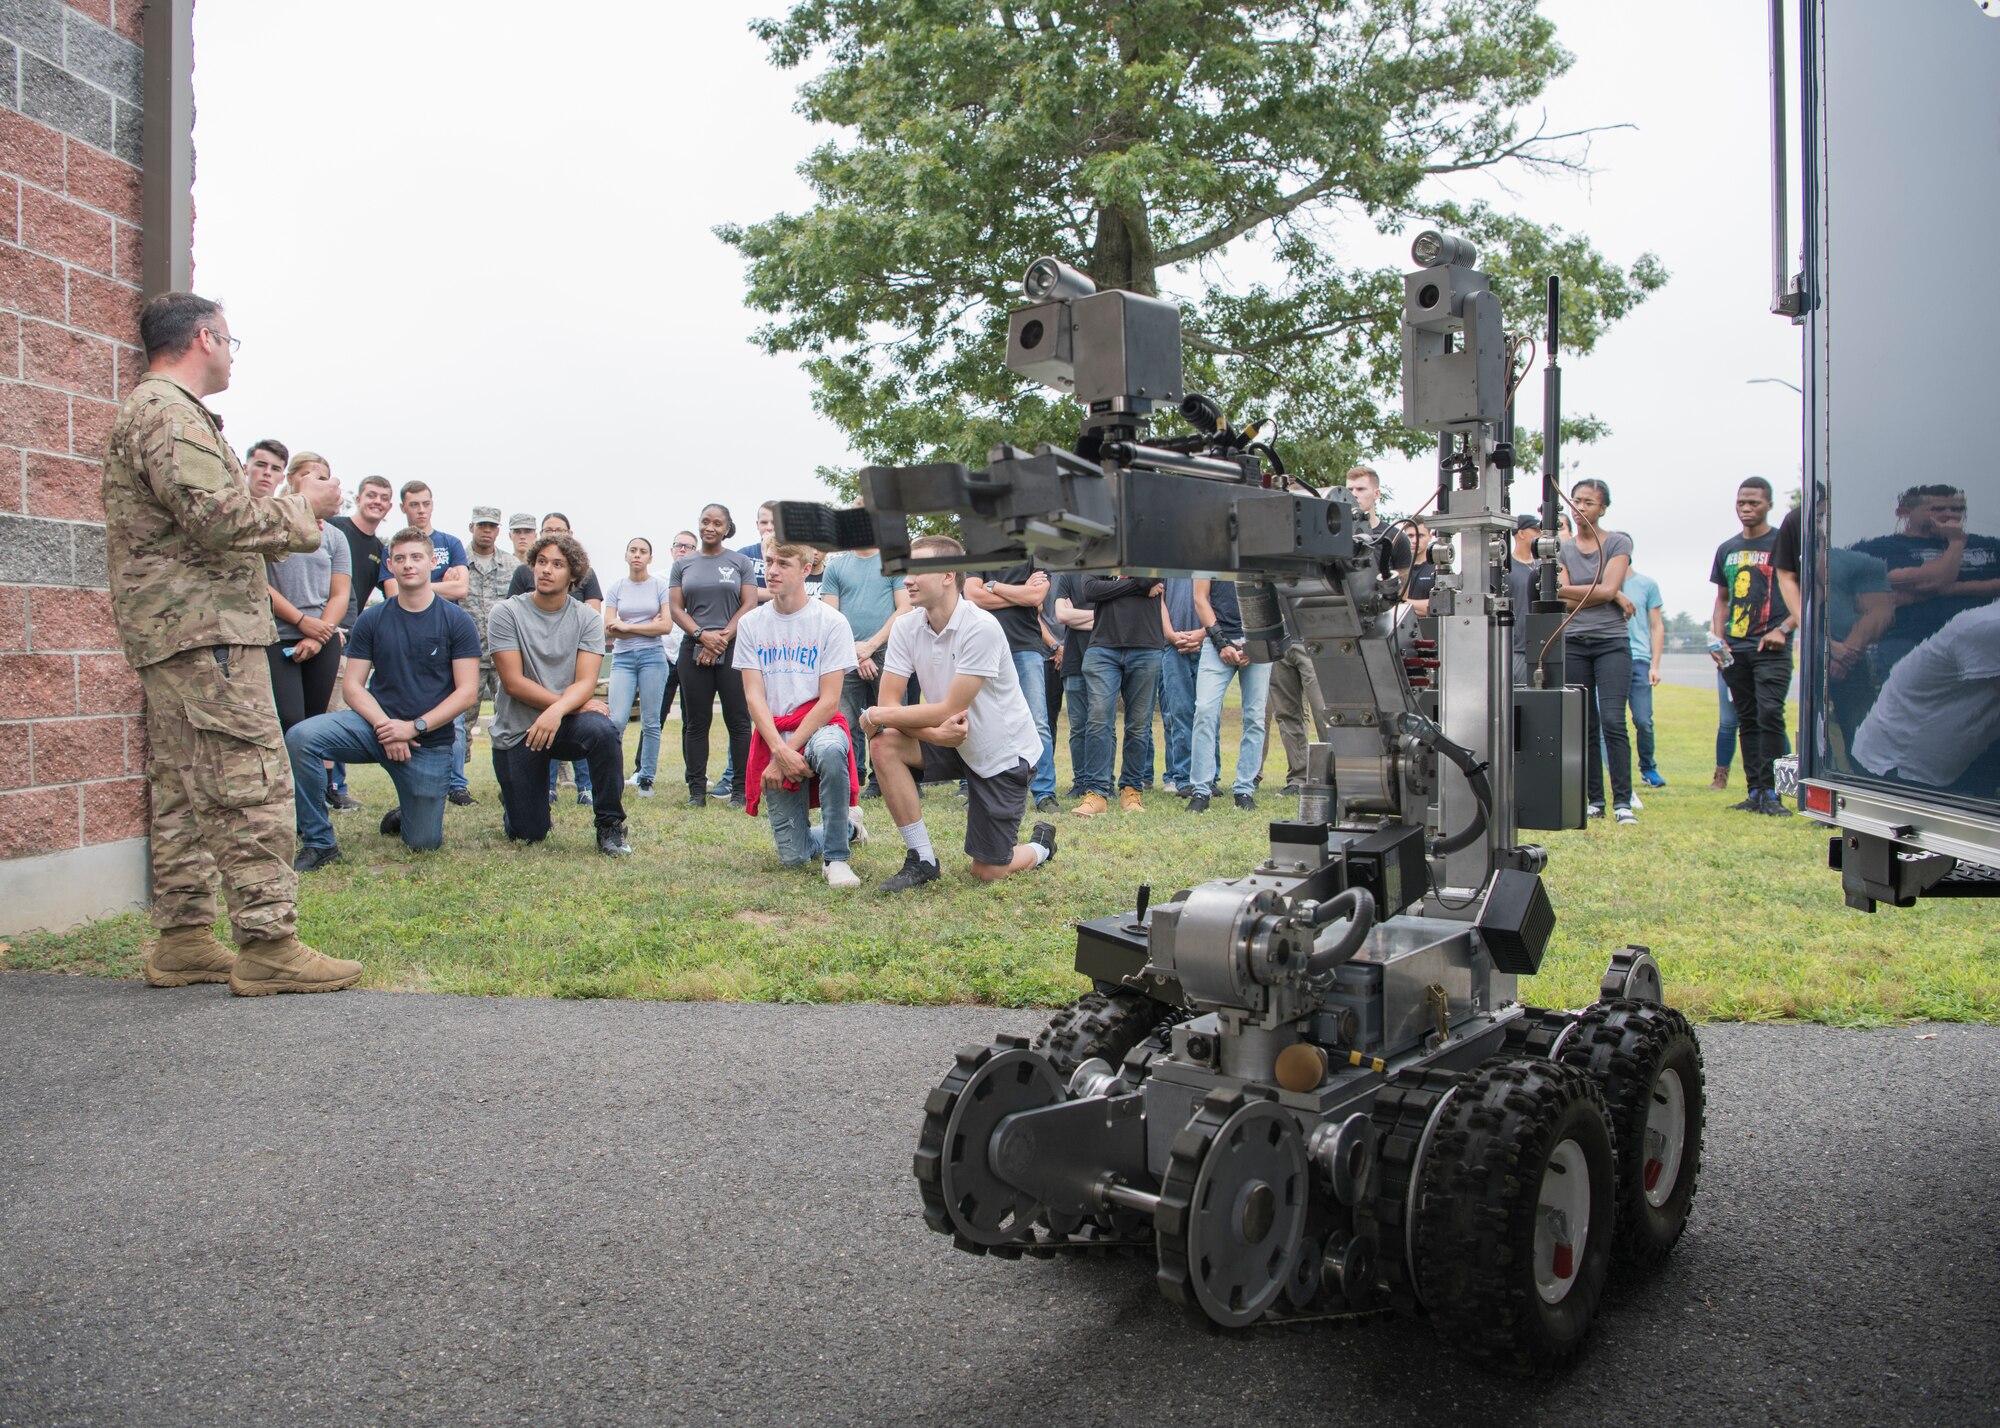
left=721, top=0, right=1668, bottom=488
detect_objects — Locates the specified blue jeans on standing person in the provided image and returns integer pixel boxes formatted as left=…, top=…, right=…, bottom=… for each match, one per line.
left=286, top=709, right=454, bottom=853
left=1011, top=649, right=1057, bottom=803
left=1160, top=645, right=1201, bottom=790
left=764, top=724, right=854, bottom=867
left=1081, top=645, right=1162, bottom=796
left=1190, top=644, right=1271, bottom=798
left=1716, top=669, right=1791, bottom=768
left=1630, top=659, right=1657, bottom=776
left=1063, top=671, right=1092, bottom=796
left=608, top=645, right=668, bottom=783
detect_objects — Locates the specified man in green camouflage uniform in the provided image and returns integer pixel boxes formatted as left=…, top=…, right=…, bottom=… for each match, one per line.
left=104, top=291, right=364, bottom=995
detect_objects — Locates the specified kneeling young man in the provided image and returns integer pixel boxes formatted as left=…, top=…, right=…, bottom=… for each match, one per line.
left=735, top=544, right=864, bottom=888
left=285, top=528, right=481, bottom=870
left=489, top=533, right=632, bottom=855
left=859, top=535, right=1057, bottom=891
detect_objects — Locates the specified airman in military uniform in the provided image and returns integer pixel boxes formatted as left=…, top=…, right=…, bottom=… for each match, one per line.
left=104, top=291, right=364, bottom=995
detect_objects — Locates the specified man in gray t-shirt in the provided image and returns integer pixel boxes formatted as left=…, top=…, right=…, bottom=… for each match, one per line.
left=485, top=533, right=631, bottom=854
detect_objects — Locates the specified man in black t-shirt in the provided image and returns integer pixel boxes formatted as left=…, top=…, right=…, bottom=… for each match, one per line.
left=1851, top=484, right=2000, bottom=674
left=1074, top=575, right=1165, bottom=814
left=323, top=475, right=396, bottom=810
left=1710, top=477, right=1796, bottom=814
left=966, top=560, right=1058, bottom=811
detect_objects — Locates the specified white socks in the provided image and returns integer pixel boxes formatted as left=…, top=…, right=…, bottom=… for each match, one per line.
left=899, top=820, right=936, bottom=865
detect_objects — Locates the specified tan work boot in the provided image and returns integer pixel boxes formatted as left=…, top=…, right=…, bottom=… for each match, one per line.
left=1119, top=787, right=1144, bottom=813
left=1071, top=791, right=1109, bottom=818
left=144, top=925, right=236, bottom=987
left=1709, top=766, right=1729, bottom=791
left=228, top=935, right=364, bottom=997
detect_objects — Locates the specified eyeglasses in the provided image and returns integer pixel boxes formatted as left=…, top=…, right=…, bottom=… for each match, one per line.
left=203, top=327, right=241, bottom=354
left=671, top=541, right=696, bottom=552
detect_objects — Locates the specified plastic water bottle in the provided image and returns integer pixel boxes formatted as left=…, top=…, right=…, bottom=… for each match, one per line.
left=1706, top=635, right=1734, bottom=669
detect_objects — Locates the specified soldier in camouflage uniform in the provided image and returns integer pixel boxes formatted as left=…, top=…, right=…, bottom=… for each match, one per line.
left=104, top=292, right=365, bottom=996
left=462, top=504, right=518, bottom=720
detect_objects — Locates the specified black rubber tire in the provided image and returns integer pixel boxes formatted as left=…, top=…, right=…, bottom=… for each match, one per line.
left=1412, top=1058, right=1616, bottom=1377
left=1558, top=999, right=1705, bottom=1269
left=1032, top=989, right=1178, bottom=1078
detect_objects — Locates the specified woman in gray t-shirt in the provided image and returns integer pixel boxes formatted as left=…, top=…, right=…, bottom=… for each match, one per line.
left=667, top=503, right=758, bottom=806
left=257, top=452, right=353, bottom=731
left=1557, top=479, right=1636, bottom=818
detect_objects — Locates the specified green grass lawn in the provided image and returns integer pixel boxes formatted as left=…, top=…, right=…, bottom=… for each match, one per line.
left=7, top=685, right=1995, bottom=1024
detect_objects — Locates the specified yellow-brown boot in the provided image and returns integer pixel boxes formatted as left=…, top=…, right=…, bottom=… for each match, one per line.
left=1071, top=791, right=1109, bottom=818
left=144, top=925, right=237, bottom=987
left=1118, top=787, right=1144, bottom=813
left=228, top=935, right=364, bottom=997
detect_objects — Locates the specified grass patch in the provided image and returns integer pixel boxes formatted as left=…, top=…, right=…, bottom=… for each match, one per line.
left=7, top=685, right=1996, bottom=1023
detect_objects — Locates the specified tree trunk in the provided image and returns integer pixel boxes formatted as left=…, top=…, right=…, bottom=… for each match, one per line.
left=1090, top=202, right=1158, bottom=296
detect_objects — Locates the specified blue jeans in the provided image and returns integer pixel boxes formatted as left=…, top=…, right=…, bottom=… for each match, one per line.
left=1081, top=645, right=1162, bottom=795
left=1011, top=650, right=1056, bottom=802
left=1160, top=646, right=1201, bottom=789
left=1629, top=659, right=1657, bottom=775
left=764, top=724, right=853, bottom=866
left=449, top=713, right=468, bottom=794
left=286, top=709, right=453, bottom=853
left=1717, top=668, right=1792, bottom=768
left=609, top=646, right=669, bottom=782
left=1190, top=644, right=1271, bottom=797
left=1063, top=671, right=1091, bottom=796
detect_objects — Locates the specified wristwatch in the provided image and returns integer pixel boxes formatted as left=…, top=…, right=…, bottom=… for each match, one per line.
left=413, top=717, right=429, bottom=735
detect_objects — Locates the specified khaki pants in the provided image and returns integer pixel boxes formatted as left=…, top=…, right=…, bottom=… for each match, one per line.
left=138, top=644, right=298, bottom=943
left=1266, top=643, right=1324, bottom=788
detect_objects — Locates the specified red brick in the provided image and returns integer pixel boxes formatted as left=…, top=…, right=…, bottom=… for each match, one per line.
left=67, top=0, right=114, bottom=24
left=0, top=785, right=81, bottom=858
left=112, top=222, right=141, bottom=284
left=127, top=713, right=147, bottom=772
left=83, top=775, right=146, bottom=843
left=0, top=112, right=66, bottom=193
left=77, top=652, right=141, bottom=713
left=70, top=394, right=117, bottom=457
left=0, top=588, right=26, bottom=651
left=28, top=585, right=114, bottom=651
left=112, top=343, right=141, bottom=391
left=0, top=721, right=28, bottom=789
left=0, top=653, right=76, bottom=717
left=0, top=380, right=71, bottom=455
left=21, top=320, right=115, bottom=398
left=65, top=144, right=142, bottom=227
left=66, top=269, right=141, bottom=345
left=0, top=447, right=20, bottom=513
left=31, top=715, right=127, bottom=785
left=0, top=313, right=18, bottom=380
left=0, top=243, right=69, bottom=324
left=25, top=451, right=102, bottom=520
left=112, top=0, right=145, bottom=46
left=19, top=187, right=115, bottom=275
left=0, top=177, right=17, bottom=245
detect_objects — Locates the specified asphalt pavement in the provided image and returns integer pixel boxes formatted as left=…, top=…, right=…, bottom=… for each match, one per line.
left=2, top=973, right=1995, bottom=1427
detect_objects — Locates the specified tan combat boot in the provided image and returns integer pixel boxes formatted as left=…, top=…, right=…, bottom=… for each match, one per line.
left=1118, top=787, right=1144, bottom=813
left=143, top=925, right=237, bottom=987
left=228, top=936, right=364, bottom=997
left=1071, top=791, right=1109, bottom=818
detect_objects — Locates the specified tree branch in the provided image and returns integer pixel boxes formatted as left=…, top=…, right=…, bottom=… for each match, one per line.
left=1153, top=170, right=1344, bottom=267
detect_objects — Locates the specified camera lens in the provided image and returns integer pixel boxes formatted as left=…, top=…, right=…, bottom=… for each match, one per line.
left=1418, top=284, right=1440, bottom=309
left=1019, top=319, right=1045, bottom=350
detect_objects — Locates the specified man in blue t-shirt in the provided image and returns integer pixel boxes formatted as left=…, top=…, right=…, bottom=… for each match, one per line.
left=380, top=480, right=473, bottom=799
left=1616, top=566, right=1666, bottom=787
left=285, top=528, right=481, bottom=869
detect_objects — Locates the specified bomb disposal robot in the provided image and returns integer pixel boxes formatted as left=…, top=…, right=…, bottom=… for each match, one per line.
left=778, top=234, right=1704, bottom=1376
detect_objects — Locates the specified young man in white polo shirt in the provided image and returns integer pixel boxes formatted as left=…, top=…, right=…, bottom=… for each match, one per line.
left=859, top=535, right=1058, bottom=891
left=735, top=543, right=864, bottom=888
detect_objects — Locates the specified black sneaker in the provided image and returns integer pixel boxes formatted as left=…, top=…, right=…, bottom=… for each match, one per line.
left=878, top=849, right=941, bottom=893
left=1730, top=796, right=1762, bottom=812
left=326, top=787, right=362, bottom=812
left=447, top=789, right=477, bottom=807
left=1035, top=796, right=1059, bottom=813
left=1187, top=793, right=1210, bottom=813
left=1233, top=793, right=1256, bottom=811
left=380, top=808, right=402, bottom=837
left=685, top=789, right=707, bottom=809
left=861, top=780, right=882, bottom=800
left=598, top=823, right=633, bottom=857
left=1030, top=821, right=1057, bottom=864
left=293, top=843, right=342, bottom=873
left=728, top=797, right=747, bottom=812
left=1760, top=791, right=1794, bottom=817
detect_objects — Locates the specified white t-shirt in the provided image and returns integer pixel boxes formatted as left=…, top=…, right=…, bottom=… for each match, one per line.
left=732, top=598, right=857, bottom=716
left=1850, top=602, right=2000, bottom=785
left=883, top=596, right=1043, bottom=779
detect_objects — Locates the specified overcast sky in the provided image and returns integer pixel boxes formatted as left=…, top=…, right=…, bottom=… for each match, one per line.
left=191, top=0, right=1802, bottom=619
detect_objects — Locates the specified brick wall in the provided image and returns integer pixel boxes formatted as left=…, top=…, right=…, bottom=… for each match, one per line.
left=1, top=0, right=151, bottom=905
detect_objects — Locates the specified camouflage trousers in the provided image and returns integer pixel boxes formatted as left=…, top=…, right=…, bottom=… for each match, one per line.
left=138, top=644, right=298, bottom=943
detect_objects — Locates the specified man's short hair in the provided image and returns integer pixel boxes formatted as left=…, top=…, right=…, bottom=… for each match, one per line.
left=387, top=527, right=432, bottom=555
left=758, top=501, right=778, bottom=515
left=1345, top=465, right=1380, bottom=485
left=286, top=450, right=328, bottom=477
left=766, top=542, right=814, bottom=567
left=358, top=474, right=393, bottom=496
left=400, top=480, right=431, bottom=502
left=1737, top=476, right=1773, bottom=499
left=247, top=439, right=289, bottom=467
left=1897, top=482, right=1963, bottom=509
left=528, top=532, right=590, bottom=591
left=910, top=534, right=967, bottom=589
left=138, top=292, right=222, bottom=359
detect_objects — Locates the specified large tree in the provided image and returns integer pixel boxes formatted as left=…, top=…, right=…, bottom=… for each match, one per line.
left=720, top=0, right=1667, bottom=486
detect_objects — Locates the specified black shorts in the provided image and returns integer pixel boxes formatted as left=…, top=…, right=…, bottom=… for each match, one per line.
left=920, top=747, right=1030, bottom=866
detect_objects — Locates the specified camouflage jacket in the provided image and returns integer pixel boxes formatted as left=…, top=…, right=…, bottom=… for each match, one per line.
left=102, top=373, right=323, bottom=668
left=463, top=548, right=518, bottom=653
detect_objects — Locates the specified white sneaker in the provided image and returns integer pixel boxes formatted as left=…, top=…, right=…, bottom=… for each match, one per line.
left=1614, top=805, right=1638, bottom=825
left=848, top=809, right=868, bottom=845
left=823, top=861, right=861, bottom=889
left=1628, top=794, right=1644, bottom=812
